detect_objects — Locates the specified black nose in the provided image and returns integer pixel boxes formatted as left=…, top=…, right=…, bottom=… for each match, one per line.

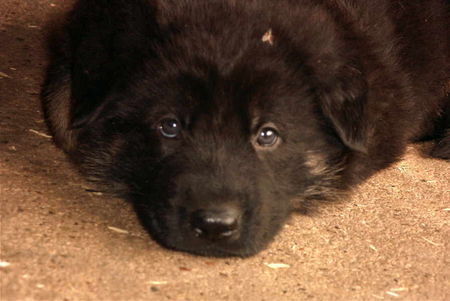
left=190, top=208, right=240, bottom=241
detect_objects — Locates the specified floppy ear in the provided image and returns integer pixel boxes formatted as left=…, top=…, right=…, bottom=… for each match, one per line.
left=318, top=65, right=368, bottom=153
left=68, top=0, right=160, bottom=128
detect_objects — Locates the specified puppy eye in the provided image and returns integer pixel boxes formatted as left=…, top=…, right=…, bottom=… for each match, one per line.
left=256, top=127, right=279, bottom=147
left=158, top=118, right=181, bottom=138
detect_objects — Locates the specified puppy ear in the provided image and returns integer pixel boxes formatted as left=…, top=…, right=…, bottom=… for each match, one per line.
left=67, top=0, right=161, bottom=128
left=70, top=93, right=112, bottom=129
left=318, top=65, right=368, bottom=153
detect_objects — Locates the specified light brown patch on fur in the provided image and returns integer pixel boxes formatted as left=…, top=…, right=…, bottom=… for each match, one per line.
left=301, top=150, right=346, bottom=201
left=304, top=151, right=329, bottom=176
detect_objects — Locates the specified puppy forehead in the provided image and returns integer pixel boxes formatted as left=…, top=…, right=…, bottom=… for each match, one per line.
left=150, top=72, right=260, bottom=124
left=183, top=84, right=304, bottom=136
left=140, top=49, right=310, bottom=130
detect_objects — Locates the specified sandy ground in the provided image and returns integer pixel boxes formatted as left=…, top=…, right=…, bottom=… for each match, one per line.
left=0, top=1, right=449, bottom=300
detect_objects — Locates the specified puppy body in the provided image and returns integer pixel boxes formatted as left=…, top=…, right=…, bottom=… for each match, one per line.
left=42, top=0, right=450, bottom=256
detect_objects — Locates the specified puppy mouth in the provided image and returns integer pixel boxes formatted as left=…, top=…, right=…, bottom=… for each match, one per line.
left=151, top=211, right=261, bottom=257
left=133, top=198, right=279, bottom=257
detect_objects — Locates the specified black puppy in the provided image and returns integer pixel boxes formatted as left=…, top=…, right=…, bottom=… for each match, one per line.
left=42, top=0, right=450, bottom=257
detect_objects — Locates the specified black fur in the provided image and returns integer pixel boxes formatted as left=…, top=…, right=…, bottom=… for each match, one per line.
left=42, top=0, right=450, bottom=257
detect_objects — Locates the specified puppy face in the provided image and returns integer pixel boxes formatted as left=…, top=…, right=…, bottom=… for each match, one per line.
left=45, top=1, right=370, bottom=256
left=72, top=42, right=348, bottom=256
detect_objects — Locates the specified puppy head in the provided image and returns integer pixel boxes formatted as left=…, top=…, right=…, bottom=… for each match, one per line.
left=66, top=4, right=367, bottom=256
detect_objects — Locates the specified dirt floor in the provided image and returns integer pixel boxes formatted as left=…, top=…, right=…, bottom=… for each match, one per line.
left=0, top=1, right=449, bottom=300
